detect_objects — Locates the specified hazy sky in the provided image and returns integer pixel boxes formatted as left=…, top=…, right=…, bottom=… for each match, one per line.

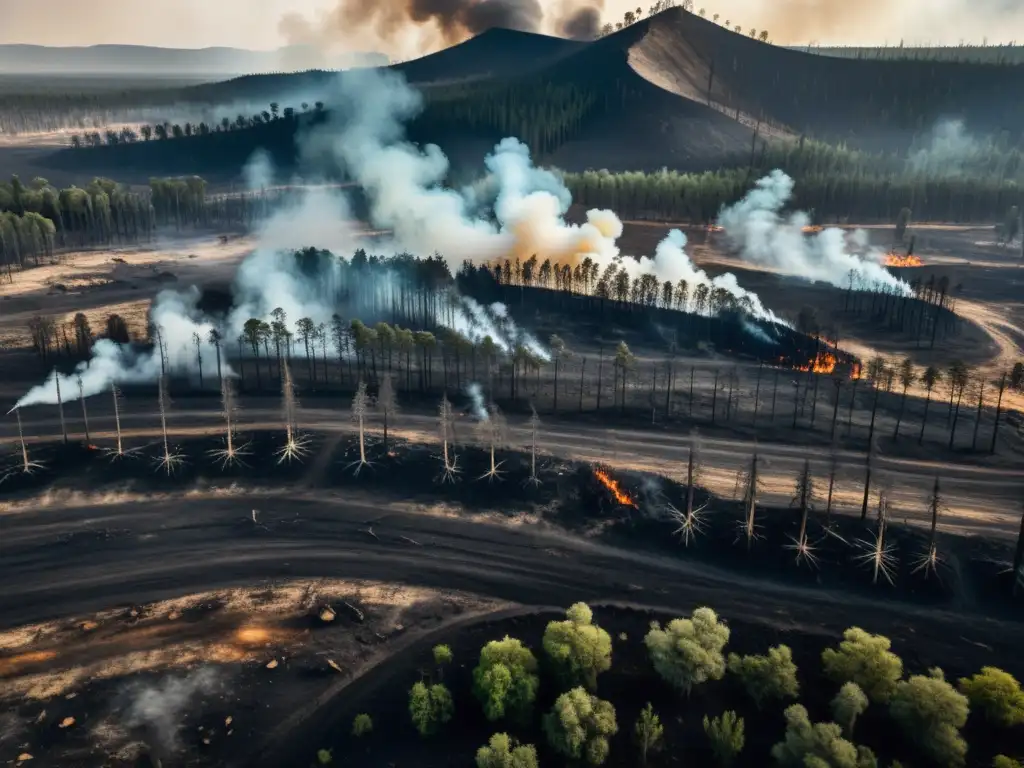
left=2, top=0, right=1021, bottom=51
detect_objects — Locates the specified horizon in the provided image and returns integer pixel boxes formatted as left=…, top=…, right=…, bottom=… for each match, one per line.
left=3, top=0, right=1022, bottom=56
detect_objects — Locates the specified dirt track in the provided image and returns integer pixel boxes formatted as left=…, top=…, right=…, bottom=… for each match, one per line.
left=4, top=402, right=1023, bottom=536
left=3, top=490, right=1023, bottom=667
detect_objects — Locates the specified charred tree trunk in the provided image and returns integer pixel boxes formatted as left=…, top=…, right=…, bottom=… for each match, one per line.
left=990, top=372, right=1007, bottom=454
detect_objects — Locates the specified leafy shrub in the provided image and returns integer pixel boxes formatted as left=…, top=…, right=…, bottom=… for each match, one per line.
left=351, top=713, right=373, bottom=737
left=316, top=749, right=333, bottom=765
left=475, top=733, right=539, bottom=768
left=472, top=636, right=540, bottom=722
left=890, top=668, right=969, bottom=767
left=727, top=644, right=799, bottom=708
left=993, top=757, right=1023, bottom=768
left=822, top=628, right=904, bottom=704
left=831, top=682, right=869, bottom=737
left=958, top=667, right=1024, bottom=727
left=542, top=603, right=612, bottom=691
left=771, top=704, right=877, bottom=768
left=645, top=607, right=730, bottom=696
left=703, top=710, right=745, bottom=766
left=433, top=644, right=454, bottom=666
left=543, top=687, right=618, bottom=766
left=634, top=703, right=664, bottom=765
left=409, top=681, right=454, bottom=736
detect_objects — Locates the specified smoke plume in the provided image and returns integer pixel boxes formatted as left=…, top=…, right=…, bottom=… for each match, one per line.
left=716, top=170, right=910, bottom=295
left=122, top=668, right=221, bottom=755
left=906, top=119, right=990, bottom=177
left=466, top=382, right=488, bottom=420
left=556, top=1, right=605, bottom=40
left=14, top=66, right=781, bottom=409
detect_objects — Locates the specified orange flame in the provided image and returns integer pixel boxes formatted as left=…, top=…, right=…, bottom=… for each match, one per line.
left=594, top=469, right=637, bottom=508
left=802, top=225, right=824, bottom=234
left=850, top=362, right=863, bottom=380
left=883, top=252, right=923, bottom=267
left=796, top=351, right=838, bottom=374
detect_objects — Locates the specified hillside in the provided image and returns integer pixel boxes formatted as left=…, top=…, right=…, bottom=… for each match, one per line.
left=0, top=43, right=387, bottom=75
left=620, top=9, right=1024, bottom=146
left=32, top=7, right=1024, bottom=180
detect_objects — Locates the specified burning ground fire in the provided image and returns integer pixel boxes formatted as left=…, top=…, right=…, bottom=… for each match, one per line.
left=883, top=251, right=924, bottom=267
left=796, top=350, right=837, bottom=374
left=594, top=468, right=637, bottom=508
left=778, top=352, right=862, bottom=378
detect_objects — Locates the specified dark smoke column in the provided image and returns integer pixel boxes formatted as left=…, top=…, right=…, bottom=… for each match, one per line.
left=344, top=0, right=544, bottom=44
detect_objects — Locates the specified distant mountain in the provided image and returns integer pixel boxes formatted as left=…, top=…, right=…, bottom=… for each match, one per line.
left=0, top=44, right=388, bottom=76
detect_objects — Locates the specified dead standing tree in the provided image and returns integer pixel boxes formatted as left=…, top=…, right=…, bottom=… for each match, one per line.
left=476, top=403, right=508, bottom=481
left=669, top=433, right=709, bottom=546
left=437, top=394, right=459, bottom=483
left=54, top=372, right=68, bottom=444
left=209, top=375, right=248, bottom=468
left=153, top=375, right=185, bottom=475
left=738, top=451, right=762, bottom=550
left=3, top=408, right=45, bottom=482
left=347, top=381, right=372, bottom=475
left=912, top=476, right=943, bottom=577
left=787, top=459, right=818, bottom=566
left=524, top=405, right=542, bottom=487
left=376, top=373, right=398, bottom=453
left=855, top=488, right=897, bottom=585
left=276, top=361, right=309, bottom=463
left=77, top=375, right=90, bottom=445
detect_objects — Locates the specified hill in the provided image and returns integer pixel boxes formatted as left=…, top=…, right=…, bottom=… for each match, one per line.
left=0, top=43, right=387, bottom=76
left=32, top=7, right=1024, bottom=180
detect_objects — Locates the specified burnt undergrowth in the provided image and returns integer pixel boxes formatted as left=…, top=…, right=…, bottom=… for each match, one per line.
left=1, top=430, right=1018, bottom=621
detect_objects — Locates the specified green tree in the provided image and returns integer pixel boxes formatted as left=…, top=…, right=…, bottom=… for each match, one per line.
left=352, top=713, right=373, bottom=737
left=993, top=757, right=1023, bottom=768
left=727, top=644, right=799, bottom=709
left=831, top=682, right=869, bottom=737
left=543, top=687, right=618, bottom=766
left=409, top=681, right=454, bottom=737
left=542, top=603, right=612, bottom=691
left=703, top=711, right=745, bottom=767
left=822, top=628, right=903, bottom=703
left=473, top=636, right=540, bottom=722
left=772, top=704, right=877, bottom=768
left=957, top=667, right=1024, bottom=727
left=433, top=644, right=454, bottom=667
left=634, top=703, right=664, bottom=766
left=645, top=607, right=730, bottom=696
left=475, top=733, right=538, bottom=768
left=889, top=668, right=969, bottom=767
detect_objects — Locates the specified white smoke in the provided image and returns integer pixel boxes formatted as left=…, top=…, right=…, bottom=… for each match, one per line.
left=14, top=66, right=782, bottom=409
left=742, top=318, right=778, bottom=345
left=616, top=229, right=790, bottom=327
left=716, top=170, right=911, bottom=296
left=123, top=667, right=221, bottom=755
left=906, top=119, right=984, bottom=177
left=466, top=382, right=488, bottom=421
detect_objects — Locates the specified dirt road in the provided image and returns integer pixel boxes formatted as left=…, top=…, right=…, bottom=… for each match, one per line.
left=4, top=400, right=1023, bottom=536
left=3, top=491, right=1022, bottom=673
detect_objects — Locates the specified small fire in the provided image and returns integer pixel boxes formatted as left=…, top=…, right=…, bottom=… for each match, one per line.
left=802, top=225, right=824, bottom=234
left=796, top=351, right=838, bottom=374
left=883, top=252, right=923, bottom=267
left=594, top=469, right=637, bottom=508
left=850, top=362, right=863, bottom=380
left=706, top=224, right=724, bottom=233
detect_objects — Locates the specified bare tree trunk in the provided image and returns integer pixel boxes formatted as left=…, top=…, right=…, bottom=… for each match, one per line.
left=752, top=361, right=763, bottom=424
left=859, top=453, right=872, bottom=522
left=990, top=372, right=1007, bottom=454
